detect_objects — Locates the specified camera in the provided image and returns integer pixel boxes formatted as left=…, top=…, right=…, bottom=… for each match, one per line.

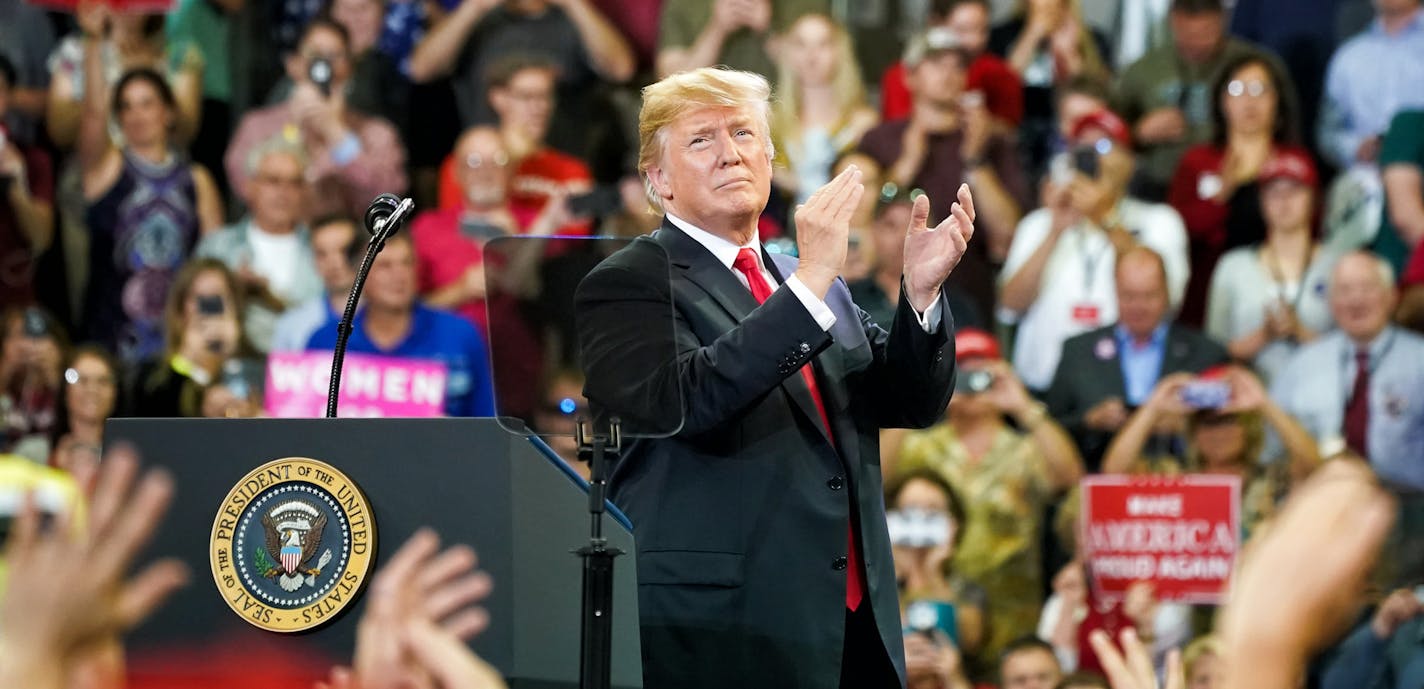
left=196, top=294, right=225, bottom=316
left=886, top=508, right=950, bottom=548
left=21, top=308, right=47, bottom=338
left=954, top=369, right=994, bottom=394
left=1071, top=144, right=1100, bottom=179
left=904, top=600, right=959, bottom=646
left=308, top=57, right=334, bottom=98
left=1179, top=380, right=1231, bottom=410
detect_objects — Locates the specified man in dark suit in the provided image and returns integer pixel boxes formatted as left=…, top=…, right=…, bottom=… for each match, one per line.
left=1044, top=246, right=1229, bottom=470
left=574, top=67, right=978, bottom=689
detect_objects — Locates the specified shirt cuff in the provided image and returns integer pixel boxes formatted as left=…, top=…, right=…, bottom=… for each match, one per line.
left=916, top=294, right=942, bottom=332
left=784, top=275, right=837, bottom=331
left=330, top=133, right=362, bottom=166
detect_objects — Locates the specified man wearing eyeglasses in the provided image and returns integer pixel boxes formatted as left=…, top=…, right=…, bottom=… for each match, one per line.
left=999, top=109, right=1190, bottom=401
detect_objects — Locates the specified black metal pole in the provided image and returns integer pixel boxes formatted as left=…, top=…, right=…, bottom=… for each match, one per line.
left=325, top=235, right=386, bottom=418
left=577, top=424, right=622, bottom=689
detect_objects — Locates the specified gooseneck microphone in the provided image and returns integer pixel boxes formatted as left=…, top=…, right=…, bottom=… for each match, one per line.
left=325, top=193, right=416, bottom=418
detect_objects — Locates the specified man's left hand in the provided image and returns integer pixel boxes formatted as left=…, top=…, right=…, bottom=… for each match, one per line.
left=903, top=183, right=975, bottom=312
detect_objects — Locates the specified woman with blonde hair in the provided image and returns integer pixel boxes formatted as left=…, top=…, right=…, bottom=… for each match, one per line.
left=771, top=13, right=877, bottom=205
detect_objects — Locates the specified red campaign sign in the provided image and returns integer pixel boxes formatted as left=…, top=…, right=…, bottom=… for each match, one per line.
left=24, top=0, right=174, bottom=14
left=1080, top=475, right=1241, bottom=604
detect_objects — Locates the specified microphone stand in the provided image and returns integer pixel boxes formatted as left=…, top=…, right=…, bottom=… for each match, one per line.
left=326, top=196, right=414, bottom=418
left=575, top=418, right=623, bottom=689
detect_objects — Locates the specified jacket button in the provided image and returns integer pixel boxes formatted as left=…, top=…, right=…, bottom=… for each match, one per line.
left=827, top=476, right=844, bottom=490
left=799, top=342, right=811, bottom=353
left=832, top=556, right=848, bottom=571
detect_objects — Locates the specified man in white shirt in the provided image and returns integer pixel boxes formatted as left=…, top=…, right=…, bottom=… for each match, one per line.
left=197, top=138, right=322, bottom=352
left=269, top=215, right=359, bottom=353
left=999, top=109, right=1189, bottom=392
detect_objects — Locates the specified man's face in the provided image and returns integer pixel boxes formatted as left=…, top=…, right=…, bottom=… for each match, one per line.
left=1116, top=255, right=1170, bottom=339
left=248, top=151, right=307, bottom=230
left=946, top=3, right=989, bottom=57
left=1260, top=179, right=1312, bottom=230
left=312, top=220, right=358, bottom=294
left=489, top=67, right=556, bottom=147
left=1330, top=254, right=1396, bottom=342
left=1170, top=10, right=1226, bottom=64
left=908, top=51, right=967, bottom=108
left=365, top=237, right=418, bottom=311
left=786, top=14, right=838, bottom=87
left=646, top=105, right=773, bottom=234
left=330, top=0, right=384, bottom=55
left=1000, top=648, right=1062, bottom=689
left=455, top=128, right=512, bottom=209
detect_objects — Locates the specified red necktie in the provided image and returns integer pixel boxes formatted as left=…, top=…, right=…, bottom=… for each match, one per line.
left=1344, top=349, right=1370, bottom=458
left=731, top=248, right=864, bottom=611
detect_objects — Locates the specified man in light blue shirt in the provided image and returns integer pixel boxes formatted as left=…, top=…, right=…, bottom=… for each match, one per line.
left=1318, top=0, right=1424, bottom=168
left=270, top=215, right=360, bottom=352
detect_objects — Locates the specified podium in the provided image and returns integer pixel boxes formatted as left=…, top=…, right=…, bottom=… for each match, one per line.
left=108, top=417, right=643, bottom=689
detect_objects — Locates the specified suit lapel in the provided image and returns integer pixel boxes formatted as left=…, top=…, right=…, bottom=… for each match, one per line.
left=1160, top=325, right=1194, bottom=375
left=655, top=222, right=759, bottom=322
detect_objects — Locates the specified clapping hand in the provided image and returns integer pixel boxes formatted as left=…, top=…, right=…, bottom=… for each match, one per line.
left=793, top=165, right=864, bottom=294
left=903, top=184, right=976, bottom=313
left=1088, top=628, right=1184, bottom=689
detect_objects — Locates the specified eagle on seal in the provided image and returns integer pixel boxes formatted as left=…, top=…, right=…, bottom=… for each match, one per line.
left=261, top=500, right=333, bottom=592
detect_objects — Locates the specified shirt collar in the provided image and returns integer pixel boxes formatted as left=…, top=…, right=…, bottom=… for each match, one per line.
left=1114, top=322, right=1168, bottom=350
left=1371, top=8, right=1424, bottom=37
left=665, top=212, right=761, bottom=272
left=1350, top=325, right=1397, bottom=359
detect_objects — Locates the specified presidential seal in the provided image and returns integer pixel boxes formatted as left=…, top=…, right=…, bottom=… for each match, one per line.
left=209, top=457, right=375, bottom=633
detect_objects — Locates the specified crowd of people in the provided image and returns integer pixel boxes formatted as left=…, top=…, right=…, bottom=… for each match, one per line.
left=2, top=0, right=1424, bottom=686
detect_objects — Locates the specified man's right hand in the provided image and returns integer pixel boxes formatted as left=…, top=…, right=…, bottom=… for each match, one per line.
left=1083, top=396, right=1129, bottom=431
left=1134, top=107, right=1187, bottom=144
left=793, top=165, right=864, bottom=297
left=1371, top=589, right=1424, bottom=640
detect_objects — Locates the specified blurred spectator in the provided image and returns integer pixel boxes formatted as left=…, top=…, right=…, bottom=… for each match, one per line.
left=830, top=151, right=880, bottom=280
left=1042, top=247, right=1223, bottom=468
left=1105, top=0, right=1171, bottom=71
left=895, top=328, right=1083, bottom=663
left=1101, top=366, right=1320, bottom=534
left=1320, top=587, right=1424, bottom=689
left=531, top=367, right=588, bottom=479
left=1043, top=74, right=1112, bottom=181
left=590, top=0, right=662, bottom=73
left=1001, top=112, right=1190, bottom=394
left=770, top=13, right=877, bottom=206
left=1229, top=0, right=1348, bottom=153
left=307, top=233, right=496, bottom=416
left=1055, top=673, right=1109, bottom=689
left=414, top=126, right=579, bottom=331
left=408, top=0, right=634, bottom=159
left=857, top=28, right=1027, bottom=320
left=129, top=258, right=245, bottom=417
left=999, top=636, right=1063, bottom=689
left=47, top=1, right=203, bottom=149
left=1376, top=110, right=1424, bottom=275
left=0, top=307, right=65, bottom=464
left=1317, top=0, right=1424, bottom=170
left=199, top=139, right=323, bottom=352
left=0, top=55, right=55, bottom=306
left=1269, top=250, right=1424, bottom=488
left=879, top=0, right=1025, bottom=129
left=436, top=56, right=594, bottom=226
left=1182, top=634, right=1224, bottom=689
left=1112, top=0, right=1291, bottom=201
left=595, top=174, right=664, bottom=238
left=656, top=0, right=823, bottom=78
left=1170, top=53, right=1307, bottom=326
left=0, top=0, right=57, bottom=145
left=988, top=0, right=1110, bottom=184
left=849, top=192, right=984, bottom=330
left=80, top=67, right=223, bottom=365
left=1205, top=150, right=1338, bottom=383
left=226, top=17, right=407, bottom=219
left=886, top=468, right=989, bottom=660
left=1037, top=560, right=1190, bottom=676
left=325, top=0, right=412, bottom=131
left=270, top=214, right=360, bottom=352
left=164, top=0, right=243, bottom=197
left=48, top=344, right=117, bottom=476
left=904, top=628, right=972, bottom=689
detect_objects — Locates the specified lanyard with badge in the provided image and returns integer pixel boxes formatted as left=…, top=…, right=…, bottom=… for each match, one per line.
left=1070, top=223, right=1112, bottom=327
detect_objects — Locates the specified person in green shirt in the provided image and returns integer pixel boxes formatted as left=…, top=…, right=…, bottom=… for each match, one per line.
left=1375, top=110, right=1424, bottom=274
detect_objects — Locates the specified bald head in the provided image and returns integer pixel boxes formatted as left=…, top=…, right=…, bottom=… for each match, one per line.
left=1116, top=247, right=1170, bottom=341
left=1330, top=251, right=1397, bottom=343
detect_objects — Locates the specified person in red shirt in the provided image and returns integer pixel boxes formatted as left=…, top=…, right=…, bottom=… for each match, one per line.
left=879, top=0, right=1024, bottom=129
left=437, top=55, right=592, bottom=234
left=1166, top=52, right=1307, bottom=326
left=413, top=126, right=577, bottom=332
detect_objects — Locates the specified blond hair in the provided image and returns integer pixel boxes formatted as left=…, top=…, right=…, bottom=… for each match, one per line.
left=771, top=14, right=867, bottom=160
left=637, top=67, right=774, bottom=209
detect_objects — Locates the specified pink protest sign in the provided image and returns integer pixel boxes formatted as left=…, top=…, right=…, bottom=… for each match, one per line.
left=264, top=351, right=448, bottom=418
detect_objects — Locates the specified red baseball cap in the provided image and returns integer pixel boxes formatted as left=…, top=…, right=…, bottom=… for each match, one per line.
left=1258, top=149, right=1319, bottom=189
left=954, top=328, right=1000, bottom=362
left=1070, top=109, right=1132, bottom=147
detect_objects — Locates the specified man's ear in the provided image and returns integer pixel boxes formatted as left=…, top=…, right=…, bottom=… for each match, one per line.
left=646, top=165, right=672, bottom=200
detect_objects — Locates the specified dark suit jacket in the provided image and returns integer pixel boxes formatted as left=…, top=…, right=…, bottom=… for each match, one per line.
left=574, top=220, right=957, bottom=689
left=1044, top=323, right=1229, bottom=471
